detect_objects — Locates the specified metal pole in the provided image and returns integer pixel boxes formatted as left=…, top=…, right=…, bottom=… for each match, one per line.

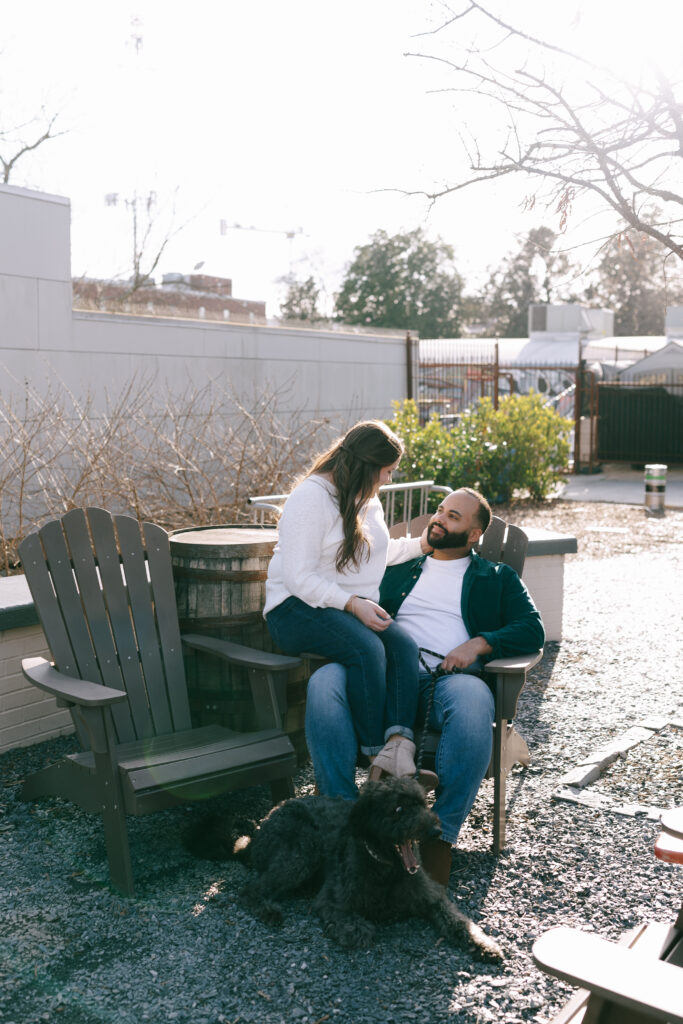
left=406, top=332, right=414, bottom=401
left=494, top=341, right=499, bottom=410
left=573, top=363, right=583, bottom=470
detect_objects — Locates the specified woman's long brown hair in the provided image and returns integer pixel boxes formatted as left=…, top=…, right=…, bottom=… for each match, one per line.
left=306, top=420, right=404, bottom=572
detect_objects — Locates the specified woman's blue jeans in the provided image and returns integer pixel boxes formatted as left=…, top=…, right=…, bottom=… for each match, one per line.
left=305, top=662, right=495, bottom=844
left=266, top=596, right=419, bottom=755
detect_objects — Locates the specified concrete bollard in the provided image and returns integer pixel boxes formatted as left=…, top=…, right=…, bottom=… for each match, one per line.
left=644, top=463, right=667, bottom=515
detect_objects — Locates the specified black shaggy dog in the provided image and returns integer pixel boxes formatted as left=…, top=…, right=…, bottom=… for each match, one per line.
left=187, top=776, right=503, bottom=959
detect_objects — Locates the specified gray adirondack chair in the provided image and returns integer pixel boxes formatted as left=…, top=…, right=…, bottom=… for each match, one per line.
left=388, top=513, right=542, bottom=854
left=18, top=507, right=298, bottom=896
left=532, top=808, right=683, bottom=1023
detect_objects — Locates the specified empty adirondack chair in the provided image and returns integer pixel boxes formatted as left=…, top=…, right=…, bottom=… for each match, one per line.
left=389, top=513, right=542, bottom=854
left=532, top=808, right=683, bottom=1024
left=18, top=508, right=298, bottom=896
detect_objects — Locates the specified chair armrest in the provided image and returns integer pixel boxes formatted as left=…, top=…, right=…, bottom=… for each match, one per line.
left=484, top=650, right=543, bottom=674
left=22, top=657, right=128, bottom=707
left=181, top=634, right=301, bottom=731
left=532, top=926, right=683, bottom=1024
left=181, top=634, right=301, bottom=672
left=484, top=650, right=542, bottom=721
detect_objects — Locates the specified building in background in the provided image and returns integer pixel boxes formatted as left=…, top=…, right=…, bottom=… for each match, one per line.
left=72, top=272, right=267, bottom=323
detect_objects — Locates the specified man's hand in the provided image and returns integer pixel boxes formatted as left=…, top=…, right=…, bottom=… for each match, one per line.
left=440, top=636, right=492, bottom=672
left=349, top=597, right=393, bottom=632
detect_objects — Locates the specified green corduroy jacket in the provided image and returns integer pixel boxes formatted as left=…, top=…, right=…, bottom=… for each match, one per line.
left=379, top=551, right=545, bottom=664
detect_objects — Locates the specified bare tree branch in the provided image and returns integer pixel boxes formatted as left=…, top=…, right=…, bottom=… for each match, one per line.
left=0, top=112, right=66, bottom=184
left=403, top=2, right=683, bottom=260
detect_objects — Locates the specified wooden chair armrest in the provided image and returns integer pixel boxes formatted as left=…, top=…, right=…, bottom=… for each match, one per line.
left=532, top=926, right=683, bottom=1024
left=181, top=634, right=301, bottom=731
left=181, top=634, right=301, bottom=672
left=485, top=650, right=542, bottom=721
left=22, top=657, right=127, bottom=707
left=484, top=650, right=543, bottom=674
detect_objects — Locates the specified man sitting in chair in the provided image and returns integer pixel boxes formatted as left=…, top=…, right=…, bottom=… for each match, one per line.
left=305, top=487, right=545, bottom=886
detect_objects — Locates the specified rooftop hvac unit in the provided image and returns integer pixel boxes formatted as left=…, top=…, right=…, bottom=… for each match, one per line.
left=529, top=304, right=613, bottom=337
left=530, top=305, right=547, bottom=332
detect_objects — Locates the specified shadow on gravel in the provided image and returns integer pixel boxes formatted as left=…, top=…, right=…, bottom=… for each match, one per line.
left=449, top=847, right=499, bottom=914
left=520, top=642, right=560, bottom=733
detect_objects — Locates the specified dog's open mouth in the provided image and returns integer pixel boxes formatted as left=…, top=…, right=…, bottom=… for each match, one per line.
left=395, top=840, right=420, bottom=874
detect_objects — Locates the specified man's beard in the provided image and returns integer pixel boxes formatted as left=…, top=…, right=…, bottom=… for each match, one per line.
left=427, top=523, right=469, bottom=549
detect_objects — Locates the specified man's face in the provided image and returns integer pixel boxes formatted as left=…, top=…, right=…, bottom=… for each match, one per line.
left=427, top=490, right=482, bottom=552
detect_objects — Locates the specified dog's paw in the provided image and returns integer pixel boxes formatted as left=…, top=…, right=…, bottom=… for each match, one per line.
left=239, top=888, right=284, bottom=927
left=466, top=921, right=504, bottom=962
left=255, top=900, right=284, bottom=927
left=326, top=917, right=376, bottom=950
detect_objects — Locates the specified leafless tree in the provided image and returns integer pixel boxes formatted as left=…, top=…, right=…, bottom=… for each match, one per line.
left=0, top=374, right=333, bottom=573
left=102, top=189, right=187, bottom=296
left=404, top=1, right=683, bottom=261
left=0, top=110, right=65, bottom=184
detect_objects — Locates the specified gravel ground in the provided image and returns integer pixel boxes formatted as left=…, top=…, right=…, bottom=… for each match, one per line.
left=1, top=500, right=682, bottom=1024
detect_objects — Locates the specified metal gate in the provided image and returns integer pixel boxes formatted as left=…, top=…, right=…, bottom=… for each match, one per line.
left=596, top=380, right=683, bottom=464
left=418, top=343, right=585, bottom=464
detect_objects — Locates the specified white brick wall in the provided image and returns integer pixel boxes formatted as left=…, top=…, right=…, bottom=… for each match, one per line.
left=0, top=624, right=74, bottom=753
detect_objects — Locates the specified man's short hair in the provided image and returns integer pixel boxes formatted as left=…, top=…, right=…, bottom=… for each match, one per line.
left=459, top=487, right=492, bottom=532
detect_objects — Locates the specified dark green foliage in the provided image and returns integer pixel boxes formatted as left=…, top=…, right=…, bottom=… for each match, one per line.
left=387, top=395, right=572, bottom=504
left=334, top=228, right=463, bottom=338
left=280, top=275, right=324, bottom=322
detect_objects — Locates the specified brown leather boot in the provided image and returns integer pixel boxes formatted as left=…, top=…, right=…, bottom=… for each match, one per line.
left=420, top=838, right=453, bottom=888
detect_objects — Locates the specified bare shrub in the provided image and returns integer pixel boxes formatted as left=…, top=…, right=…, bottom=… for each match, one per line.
left=0, top=374, right=334, bottom=574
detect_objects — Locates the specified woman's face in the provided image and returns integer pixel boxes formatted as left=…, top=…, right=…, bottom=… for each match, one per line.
left=377, top=458, right=401, bottom=488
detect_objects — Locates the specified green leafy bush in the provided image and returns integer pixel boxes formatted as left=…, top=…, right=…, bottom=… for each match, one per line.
left=387, top=394, right=571, bottom=504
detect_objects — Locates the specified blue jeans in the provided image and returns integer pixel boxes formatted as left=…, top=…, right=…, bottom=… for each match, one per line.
left=266, top=596, right=419, bottom=756
left=305, top=663, right=495, bottom=845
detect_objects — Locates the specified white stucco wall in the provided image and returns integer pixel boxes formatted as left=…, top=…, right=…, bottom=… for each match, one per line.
left=0, top=184, right=413, bottom=423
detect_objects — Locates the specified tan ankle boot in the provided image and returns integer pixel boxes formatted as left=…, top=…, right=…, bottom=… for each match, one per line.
left=368, top=737, right=416, bottom=780
left=420, top=838, right=452, bottom=887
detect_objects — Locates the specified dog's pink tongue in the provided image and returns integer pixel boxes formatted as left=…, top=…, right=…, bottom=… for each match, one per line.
left=399, top=841, right=419, bottom=874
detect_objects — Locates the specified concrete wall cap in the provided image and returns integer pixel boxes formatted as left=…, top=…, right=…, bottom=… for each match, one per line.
left=523, top=526, right=578, bottom=556
left=0, top=576, right=39, bottom=631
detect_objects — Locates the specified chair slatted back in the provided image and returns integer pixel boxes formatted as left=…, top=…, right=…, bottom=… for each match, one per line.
left=478, top=515, right=528, bottom=576
left=19, top=508, right=191, bottom=746
left=388, top=514, right=430, bottom=540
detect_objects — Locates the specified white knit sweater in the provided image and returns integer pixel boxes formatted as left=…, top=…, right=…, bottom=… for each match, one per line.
left=263, top=475, right=423, bottom=615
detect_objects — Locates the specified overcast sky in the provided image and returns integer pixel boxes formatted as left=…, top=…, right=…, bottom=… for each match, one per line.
left=3, top=0, right=681, bottom=315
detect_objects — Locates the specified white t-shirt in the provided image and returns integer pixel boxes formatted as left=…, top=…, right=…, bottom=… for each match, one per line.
left=263, top=475, right=423, bottom=615
left=395, top=555, right=471, bottom=669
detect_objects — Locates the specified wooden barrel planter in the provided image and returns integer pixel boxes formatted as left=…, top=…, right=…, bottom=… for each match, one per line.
left=170, top=525, right=307, bottom=758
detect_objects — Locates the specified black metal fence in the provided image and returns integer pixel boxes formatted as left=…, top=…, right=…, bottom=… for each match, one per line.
left=417, top=340, right=578, bottom=438
left=417, top=344, right=683, bottom=467
left=597, top=382, right=683, bottom=463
